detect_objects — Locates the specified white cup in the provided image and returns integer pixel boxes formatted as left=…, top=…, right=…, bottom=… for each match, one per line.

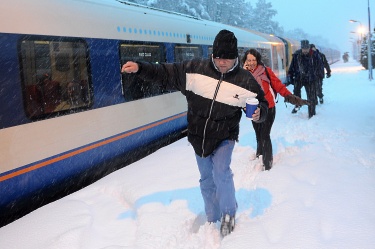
left=246, top=98, right=259, bottom=120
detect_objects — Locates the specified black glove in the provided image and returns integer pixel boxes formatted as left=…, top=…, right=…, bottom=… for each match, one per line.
left=284, top=94, right=309, bottom=106
left=326, top=73, right=331, bottom=78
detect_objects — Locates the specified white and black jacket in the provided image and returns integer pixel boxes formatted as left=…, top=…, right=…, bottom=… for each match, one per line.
left=135, top=58, right=268, bottom=157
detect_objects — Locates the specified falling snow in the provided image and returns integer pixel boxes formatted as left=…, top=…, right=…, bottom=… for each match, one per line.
left=0, top=60, right=374, bottom=248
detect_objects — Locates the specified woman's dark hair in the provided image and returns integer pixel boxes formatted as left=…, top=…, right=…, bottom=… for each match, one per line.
left=241, top=49, right=264, bottom=66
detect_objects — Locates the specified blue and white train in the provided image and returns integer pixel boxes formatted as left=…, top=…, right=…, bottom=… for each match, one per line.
left=0, top=0, right=340, bottom=226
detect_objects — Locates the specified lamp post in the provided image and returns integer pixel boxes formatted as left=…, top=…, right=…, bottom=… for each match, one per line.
left=350, top=31, right=360, bottom=60
left=349, top=20, right=363, bottom=62
left=367, top=0, right=373, bottom=80
left=349, top=20, right=363, bottom=36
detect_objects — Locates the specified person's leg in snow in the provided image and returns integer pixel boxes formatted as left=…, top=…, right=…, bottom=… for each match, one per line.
left=196, top=154, right=220, bottom=222
left=195, top=139, right=237, bottom=236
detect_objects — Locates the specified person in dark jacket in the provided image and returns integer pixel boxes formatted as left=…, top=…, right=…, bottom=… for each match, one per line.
left=288, top=40, right=323, bottom=118
left=310, top=44, right=331, bottom=104
left=121, top=29, right=268, bottom=237
left=242, top=49, right=308, bottom=170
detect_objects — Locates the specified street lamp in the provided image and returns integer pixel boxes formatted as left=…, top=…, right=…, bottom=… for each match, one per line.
left=349, top=20, right=364, bottom=38
left=350, top=20, right=364, bottom=39
left=350, top=20, right=363, bottom=62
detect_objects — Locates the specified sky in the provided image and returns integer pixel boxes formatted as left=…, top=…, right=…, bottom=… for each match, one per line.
left=269, top=0, right=375, bottom=54
left=0, top=60, right=375, bottom=248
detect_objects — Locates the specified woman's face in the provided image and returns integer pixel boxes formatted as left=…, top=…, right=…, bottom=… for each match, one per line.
left=244, top=53, right=257, bottom=72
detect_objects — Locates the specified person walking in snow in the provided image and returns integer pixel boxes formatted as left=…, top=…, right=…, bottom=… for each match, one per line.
left=343, top=52, right=349, bottom=63
left=288, top=40, right=323, bottom=118
left=121, top=29, right=268, bottom=237
left=242, top=49, right=309, bottom=171
left=310, top=44, right=331, bottom=104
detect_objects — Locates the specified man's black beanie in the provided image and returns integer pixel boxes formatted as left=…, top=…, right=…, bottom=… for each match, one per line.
left=212, top=30, right=238, bottom=59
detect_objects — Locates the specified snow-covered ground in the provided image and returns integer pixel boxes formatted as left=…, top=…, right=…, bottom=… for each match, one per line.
left=1, top=60, right=374, bottom=249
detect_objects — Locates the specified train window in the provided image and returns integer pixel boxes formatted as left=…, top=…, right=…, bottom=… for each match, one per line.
left=271, top=46, right=280, bottom=74
left=20, top=38, right=91, bottom=118
left=238, top=47, right=247, bottom=63
left=208, top=46, right=213, bottom=57
left=174, top=45, right=203, bottom=62
left=257, top=48, right=272, bottom=68
left=119, top=42, right=168, bottom=101
left=120, top=43, right=164, bottom=64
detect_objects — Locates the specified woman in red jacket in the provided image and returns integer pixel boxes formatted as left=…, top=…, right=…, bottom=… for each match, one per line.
left=242, top=49, right=308, bottom=170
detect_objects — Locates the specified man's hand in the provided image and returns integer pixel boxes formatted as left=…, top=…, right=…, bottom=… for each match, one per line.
left=121, top=61, right=139, bottom=73
left=252, top=107, right=261, bottom=121
left=326, top=73, right=331, bottom=78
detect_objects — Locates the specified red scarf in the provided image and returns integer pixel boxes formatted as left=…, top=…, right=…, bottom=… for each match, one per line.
left=249, top=66, right=270, bottom=91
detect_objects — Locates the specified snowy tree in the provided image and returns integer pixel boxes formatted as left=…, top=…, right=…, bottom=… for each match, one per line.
left=208, top=0, right=249, bottom=27
left=127, top=0, right=210, bottom=19
left=244, top=0, right=283, bottom=35
left=284, top=28, right=309, bottom=41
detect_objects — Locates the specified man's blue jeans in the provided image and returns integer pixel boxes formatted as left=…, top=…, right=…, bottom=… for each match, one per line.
left=195, top=140, right=237, bottom=222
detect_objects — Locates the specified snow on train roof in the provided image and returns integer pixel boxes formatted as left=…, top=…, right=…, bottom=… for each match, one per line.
left=0, top=0, right=270, bottom=48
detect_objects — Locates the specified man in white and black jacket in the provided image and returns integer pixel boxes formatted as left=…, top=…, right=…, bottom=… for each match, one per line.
left=121, top=29, right=268, bottom=237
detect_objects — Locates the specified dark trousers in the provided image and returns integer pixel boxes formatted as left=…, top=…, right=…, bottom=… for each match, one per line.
left=293, top=80, right=302, bottom=98
left=316, top=78, right=324, bottom=99
left=293, top=80, right=317, bottom=118
left=252, top=107, right=276, bottom=170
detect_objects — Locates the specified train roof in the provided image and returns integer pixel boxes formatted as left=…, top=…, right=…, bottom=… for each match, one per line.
left=0, top=0, right=271, bottom=48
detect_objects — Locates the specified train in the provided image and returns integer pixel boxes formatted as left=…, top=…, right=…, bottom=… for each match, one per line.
left=0, top=0, right=340, bottom=227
